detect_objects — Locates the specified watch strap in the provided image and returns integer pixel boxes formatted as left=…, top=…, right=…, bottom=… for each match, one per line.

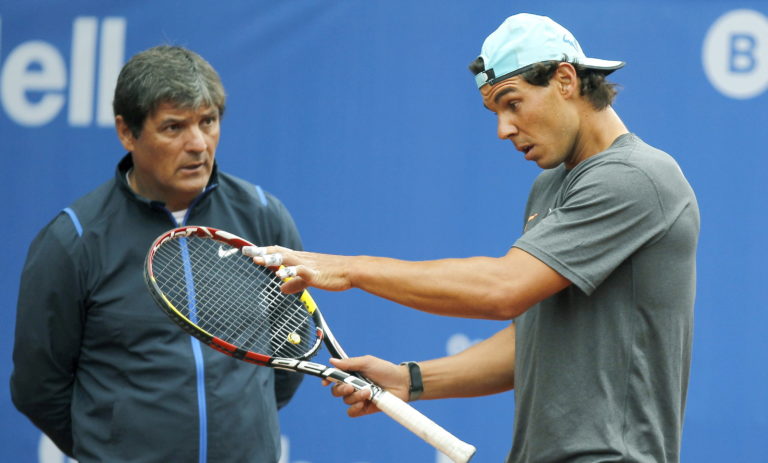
left=400, top=361, right=423, bottom=401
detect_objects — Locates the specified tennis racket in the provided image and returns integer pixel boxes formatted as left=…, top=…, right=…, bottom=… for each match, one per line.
left=143, top=225, right=476, bottom=463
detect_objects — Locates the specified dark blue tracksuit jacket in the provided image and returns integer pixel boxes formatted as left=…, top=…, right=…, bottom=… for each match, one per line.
left=11, top=154, right=304, bottom=462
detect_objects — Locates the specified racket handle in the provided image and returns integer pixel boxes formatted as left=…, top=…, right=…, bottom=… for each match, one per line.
left=371, top=389, right=476, bottom=463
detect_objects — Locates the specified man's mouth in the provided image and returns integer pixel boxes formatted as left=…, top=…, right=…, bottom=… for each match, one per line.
left=181, top=162, right=205, bottom=172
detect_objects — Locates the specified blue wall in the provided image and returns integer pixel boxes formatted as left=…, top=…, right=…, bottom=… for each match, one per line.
left=2, top=1, right=766, bottom=461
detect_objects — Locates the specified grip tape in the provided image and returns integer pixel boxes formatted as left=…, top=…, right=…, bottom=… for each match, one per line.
left=371, top=390, right=476, bottom=463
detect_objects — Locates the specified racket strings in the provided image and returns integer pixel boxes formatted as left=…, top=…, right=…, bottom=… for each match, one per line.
left=151, top=237, right=317, bottom=359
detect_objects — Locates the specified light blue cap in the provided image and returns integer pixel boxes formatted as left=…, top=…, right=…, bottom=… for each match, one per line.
left=474, top=14, right=625, bottom=88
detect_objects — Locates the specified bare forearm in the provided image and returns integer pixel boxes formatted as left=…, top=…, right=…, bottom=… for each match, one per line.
left=418, top=324, right=516, bottom=400
left=325, top=325, right=515, bottom=417
left=347, top=248, right=567, bottom=320
left=347, top=255, right=515, bottom=319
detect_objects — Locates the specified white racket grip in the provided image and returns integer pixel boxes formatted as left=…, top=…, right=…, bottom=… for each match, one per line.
left=371, top=389, right=476, bottom=462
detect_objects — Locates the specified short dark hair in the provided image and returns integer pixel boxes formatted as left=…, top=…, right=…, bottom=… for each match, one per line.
left=113, top=45, right=226, bottom=137
left=468, top=57, right=620, bottom=110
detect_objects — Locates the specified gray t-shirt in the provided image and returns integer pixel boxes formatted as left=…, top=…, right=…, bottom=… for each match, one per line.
left=508, top=134, right=699, bottom=463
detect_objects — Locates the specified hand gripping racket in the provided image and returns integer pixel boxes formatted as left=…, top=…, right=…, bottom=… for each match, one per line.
left=144, top=226, right=476, bottom=463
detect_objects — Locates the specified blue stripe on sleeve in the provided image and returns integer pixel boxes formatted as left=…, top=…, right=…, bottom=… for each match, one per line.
left=255, top=185, right=267, bottom=207
left=62, top=207, right=83, bottom=237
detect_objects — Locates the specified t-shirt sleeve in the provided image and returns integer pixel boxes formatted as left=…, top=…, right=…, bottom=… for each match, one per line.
left=514, top=162, right=668, bottom=295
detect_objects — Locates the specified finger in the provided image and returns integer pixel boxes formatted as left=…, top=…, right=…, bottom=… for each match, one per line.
left=276, top=266, right=297, bottom=279
left=241, top=246, right=267, bottom=257
left=263, top=253, right=283, bottom=267
left=348, top=398, right=379, bottom=418
left=330, top=382, right=357, bottom=397
left=342, top=393, right=359, bottom=406
left=242, top=245, right=288, bottom=257
left=329, top=357, right=354, bottom=370
left=343, top=388, right=373, bottom=408
left=329, top=356, right=371, bottom=374
left=278, top=265, right=318, bottom=293
left=278, top=264, right=317, bottom=281
left=347, top=401, right=367, bottom=417
left=243, top=245, right=294, bottom=263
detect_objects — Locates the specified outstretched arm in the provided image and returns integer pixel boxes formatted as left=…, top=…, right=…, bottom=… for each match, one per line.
left=246, top=246, right=570, bottom=320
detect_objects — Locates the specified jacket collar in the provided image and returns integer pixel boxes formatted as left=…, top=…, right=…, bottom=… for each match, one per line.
left=115, top=153, right=220, bottom=210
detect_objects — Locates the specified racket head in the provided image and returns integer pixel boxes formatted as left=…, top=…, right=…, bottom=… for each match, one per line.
left=144, top=226, right=323, bottom=364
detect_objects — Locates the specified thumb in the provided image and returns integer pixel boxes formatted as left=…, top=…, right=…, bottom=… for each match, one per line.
left=329, top=356, right=381, bottom=376
left=329, top=355, right=394, bottom=386
left=329, top=356, right=360, bottom=371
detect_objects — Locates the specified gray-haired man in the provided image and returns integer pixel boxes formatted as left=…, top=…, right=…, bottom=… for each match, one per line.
left=11, top=45, right=304, bottom=462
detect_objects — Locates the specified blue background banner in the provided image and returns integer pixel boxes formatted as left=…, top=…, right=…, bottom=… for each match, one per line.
left=2, top=1, right=766, bottom=462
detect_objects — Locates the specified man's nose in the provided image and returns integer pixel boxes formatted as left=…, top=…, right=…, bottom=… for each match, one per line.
left=185, top=126, right=207, bottom=152
left=497, top=114, right=518, bottom=140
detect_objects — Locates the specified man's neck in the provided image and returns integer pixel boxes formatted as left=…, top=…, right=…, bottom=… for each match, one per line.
left=565, top=106, right=629, bottom=169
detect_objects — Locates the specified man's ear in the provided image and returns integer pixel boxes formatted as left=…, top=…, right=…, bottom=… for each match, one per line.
left=115, top=115, right=136, bottom=152
left=554, top=62, right=578, bottom=97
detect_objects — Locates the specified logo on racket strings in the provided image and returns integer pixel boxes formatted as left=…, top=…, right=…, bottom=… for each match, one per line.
left=217, top=246, right=239, bottom=258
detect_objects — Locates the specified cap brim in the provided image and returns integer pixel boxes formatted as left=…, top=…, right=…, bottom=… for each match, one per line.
left=475, top=57, right=626, bottom=88
left=581, top=58, right=625, bottom=74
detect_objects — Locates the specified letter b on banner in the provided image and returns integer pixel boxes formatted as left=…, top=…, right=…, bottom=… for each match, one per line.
left=703, top=9, right=768, bottom=99
left=729, top=34, right=756, bottom=73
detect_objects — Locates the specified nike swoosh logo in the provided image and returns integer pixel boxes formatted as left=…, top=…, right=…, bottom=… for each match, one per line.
left=217, top=246, right=239, bottom=258
left=562, top=35, right=577, bottom=49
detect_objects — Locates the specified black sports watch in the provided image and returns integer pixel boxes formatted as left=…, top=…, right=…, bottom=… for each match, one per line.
left=400, top=361, right=423, bottom=401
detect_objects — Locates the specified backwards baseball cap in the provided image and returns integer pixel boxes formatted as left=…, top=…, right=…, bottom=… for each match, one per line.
left=473, top=13, right=625, bottom=88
